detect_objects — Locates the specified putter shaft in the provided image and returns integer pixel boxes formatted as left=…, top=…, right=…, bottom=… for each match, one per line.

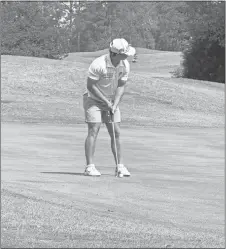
left=110, top=112, right=118, bottom=165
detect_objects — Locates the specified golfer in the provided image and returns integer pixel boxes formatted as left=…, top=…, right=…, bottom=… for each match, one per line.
left=83, top=38, right=135, bottom=177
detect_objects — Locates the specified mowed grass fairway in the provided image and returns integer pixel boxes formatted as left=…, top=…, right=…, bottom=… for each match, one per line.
left=1, top=49, right=225, bottom=248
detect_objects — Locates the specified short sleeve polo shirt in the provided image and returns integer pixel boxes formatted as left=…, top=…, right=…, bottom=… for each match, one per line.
left=86, top=54, right=130, bottom=101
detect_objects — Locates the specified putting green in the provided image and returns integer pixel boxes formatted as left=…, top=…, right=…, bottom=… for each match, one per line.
left=2, top=122, right=224, bottom=248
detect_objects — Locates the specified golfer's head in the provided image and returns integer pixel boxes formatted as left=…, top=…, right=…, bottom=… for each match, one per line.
left=109, top=38, right=136, bottom=61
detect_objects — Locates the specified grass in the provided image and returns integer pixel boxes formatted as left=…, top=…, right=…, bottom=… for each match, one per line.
left=2, top=123, right=224, bottom=248
left=1, top=49, right=225, bottom=248
left=1, top=49, right=224, bottom=128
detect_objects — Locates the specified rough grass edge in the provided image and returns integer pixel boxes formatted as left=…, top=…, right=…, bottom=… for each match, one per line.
left=171, top=66, right=184, bottom=78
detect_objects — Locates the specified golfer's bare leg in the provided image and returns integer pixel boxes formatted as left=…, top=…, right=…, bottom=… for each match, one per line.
left=85, top=122, right=101, bottom=165
left=105, top=122, right=122, bottom=165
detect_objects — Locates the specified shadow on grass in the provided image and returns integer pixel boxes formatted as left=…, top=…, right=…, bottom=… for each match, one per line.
left=41, top=172, right=112, bottom=176
left=1, top=100, right=14, bottom=103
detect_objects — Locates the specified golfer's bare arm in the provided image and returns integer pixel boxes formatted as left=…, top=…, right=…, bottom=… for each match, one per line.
left=87, top=77, right=111, bottom=105
left=113, top=79, right=127, bottom=107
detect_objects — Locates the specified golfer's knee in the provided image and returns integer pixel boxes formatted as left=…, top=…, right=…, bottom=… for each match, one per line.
left=110, top=129, right=120, bottom=139
left=88, top=126, right=99, bottom=138
left=115, top=130, right=120, bottom=139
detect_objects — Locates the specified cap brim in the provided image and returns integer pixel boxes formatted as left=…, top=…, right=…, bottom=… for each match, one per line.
left=124, top=46, right=136, bottom=56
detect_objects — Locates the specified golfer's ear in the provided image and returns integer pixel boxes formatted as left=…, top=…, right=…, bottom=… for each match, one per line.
left=87, top=77, right=99, bottom=90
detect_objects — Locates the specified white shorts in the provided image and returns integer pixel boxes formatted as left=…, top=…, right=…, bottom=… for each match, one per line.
left=83, top=93, right=121, bottom=123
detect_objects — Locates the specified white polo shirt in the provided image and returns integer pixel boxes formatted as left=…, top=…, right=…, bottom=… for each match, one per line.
left=86, top=54, right=130, bottom=101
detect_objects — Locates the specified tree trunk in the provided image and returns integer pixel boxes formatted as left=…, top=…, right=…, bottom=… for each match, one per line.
left=77, top=32, right=80, bottom=52
left=69, top=1, right=73, bottom=52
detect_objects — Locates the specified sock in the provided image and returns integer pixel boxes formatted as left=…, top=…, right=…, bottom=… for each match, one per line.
left=86, top=164, right=95, bottom=168
left=117, top=164, right=124, bottom=168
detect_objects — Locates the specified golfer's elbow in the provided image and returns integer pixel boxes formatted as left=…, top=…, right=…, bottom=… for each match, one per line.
left=118, top=85, right=126, bottom=95
left=87, top=77, right=98, bottom=92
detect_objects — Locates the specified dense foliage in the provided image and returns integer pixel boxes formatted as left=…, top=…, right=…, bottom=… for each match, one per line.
left=182, top=1, right=225, bottom=83
left=1, top=1, right=224, bottom=82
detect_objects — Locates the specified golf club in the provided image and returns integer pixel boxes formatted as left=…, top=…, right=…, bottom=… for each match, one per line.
left=110, top=111, right=123, bottom=178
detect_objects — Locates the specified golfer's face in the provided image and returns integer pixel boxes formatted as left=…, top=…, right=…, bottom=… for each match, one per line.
left=116, top=53, right=128, bottom=61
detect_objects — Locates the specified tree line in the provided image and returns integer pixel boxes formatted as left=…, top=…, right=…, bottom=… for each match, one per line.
left=1, top=1, right=225, bottom=83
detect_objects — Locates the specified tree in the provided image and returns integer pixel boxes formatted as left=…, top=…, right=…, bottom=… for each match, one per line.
left=182, top=1, right=225, bottom=83
left=1, top=1, right=69, bottom=58
left=153, top=2, right=189, bottom=51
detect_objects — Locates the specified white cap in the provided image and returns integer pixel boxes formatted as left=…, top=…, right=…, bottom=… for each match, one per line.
left=110, top=38, right=136, bottom=56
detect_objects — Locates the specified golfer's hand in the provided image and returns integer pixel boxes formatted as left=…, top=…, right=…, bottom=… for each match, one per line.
left=111, top=105, right=117, bottom=114
left=106, top=101, right=113, bottom=110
